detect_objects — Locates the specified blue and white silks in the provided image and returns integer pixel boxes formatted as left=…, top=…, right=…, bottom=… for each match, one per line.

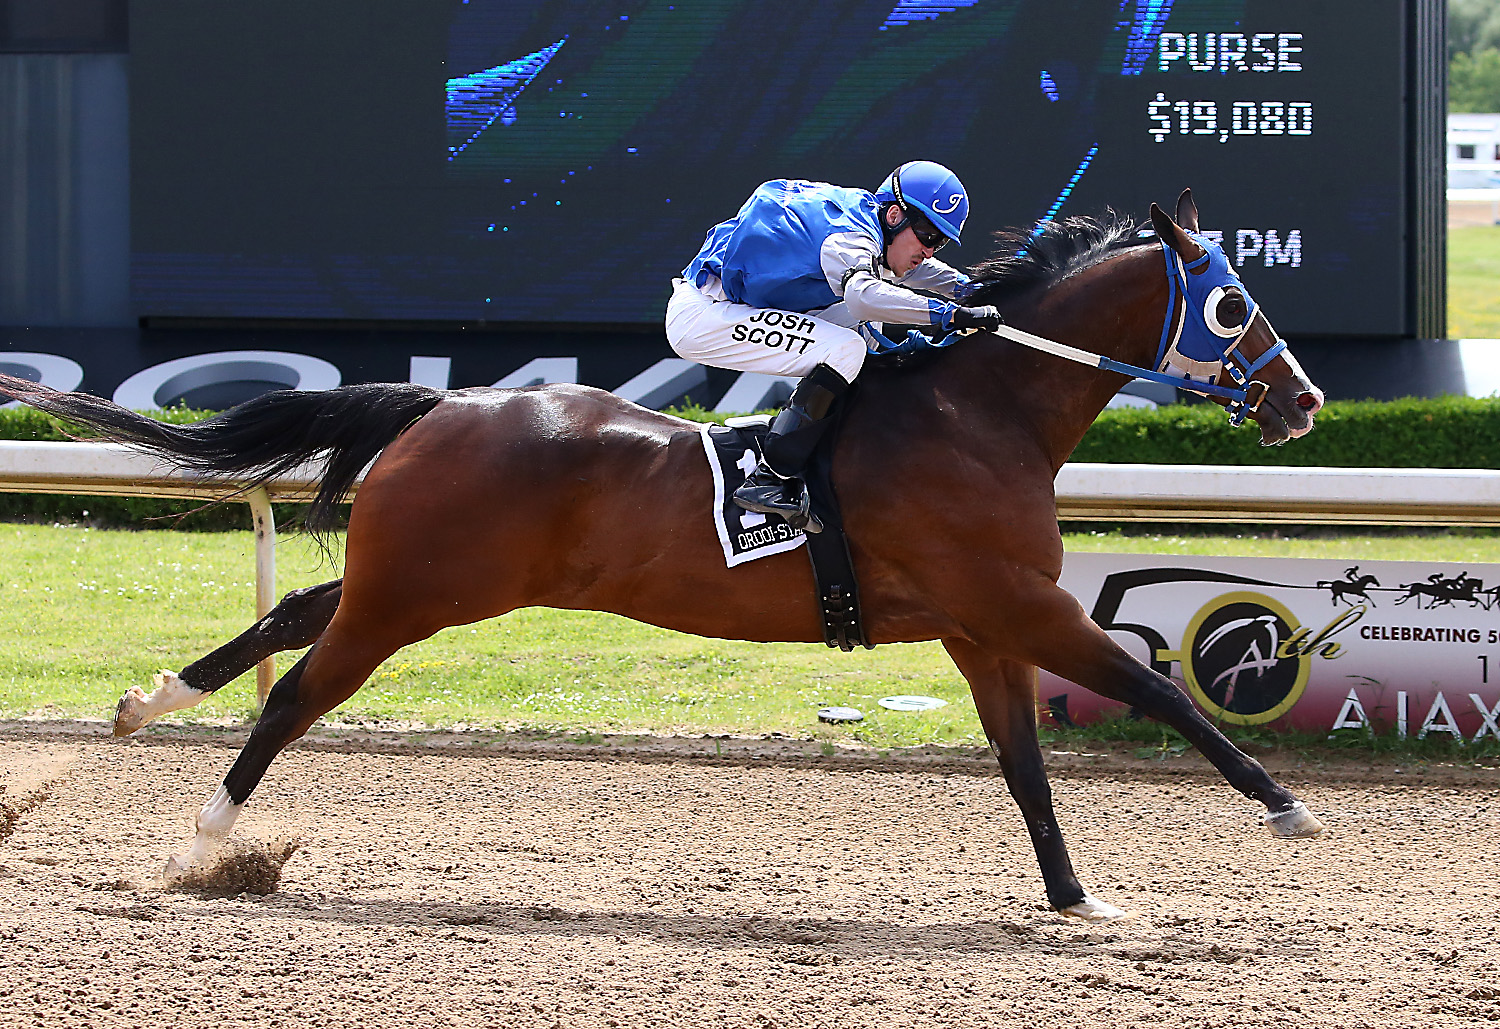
left=682, top=179, right=963, bottom=327
left=685, top=181, right=883, bottom=313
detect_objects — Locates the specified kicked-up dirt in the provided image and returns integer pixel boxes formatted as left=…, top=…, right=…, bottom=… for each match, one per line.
left=0, top=720, right=1495, bottom=1029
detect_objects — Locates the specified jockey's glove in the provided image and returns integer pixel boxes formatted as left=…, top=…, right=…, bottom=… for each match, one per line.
left=948, top=305, right=1004, bottom=332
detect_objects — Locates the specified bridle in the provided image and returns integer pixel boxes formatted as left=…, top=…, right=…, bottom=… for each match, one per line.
left=1150, top=236, right=1287, bottom=426
left=865, top=235, right=1288, bottom=427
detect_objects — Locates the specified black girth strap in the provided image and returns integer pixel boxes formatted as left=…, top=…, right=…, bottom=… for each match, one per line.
left=802, top=400, right=874, bottom=652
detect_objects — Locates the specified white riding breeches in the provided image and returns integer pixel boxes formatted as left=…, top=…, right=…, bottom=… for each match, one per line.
left=665, top=278, right=867, bottom=382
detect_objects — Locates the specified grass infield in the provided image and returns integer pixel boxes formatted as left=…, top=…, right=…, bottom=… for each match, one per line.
left=3, top=522, right=1499, bottom=760
left=1450, top=224, right=1500, bottom=340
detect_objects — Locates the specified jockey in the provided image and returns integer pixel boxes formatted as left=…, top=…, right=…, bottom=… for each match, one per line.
left=666, top=160, right=1001, bottom=533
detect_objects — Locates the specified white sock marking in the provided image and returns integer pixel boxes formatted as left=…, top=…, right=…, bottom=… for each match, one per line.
left=116, top=671, right=209, bottom=735
left=178, top=784, right=244, bottom=868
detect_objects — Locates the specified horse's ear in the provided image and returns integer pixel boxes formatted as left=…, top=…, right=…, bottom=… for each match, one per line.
left=1174, top=188, right=1200, bottom=232
left=1150, top=201, right=1207, bottom=267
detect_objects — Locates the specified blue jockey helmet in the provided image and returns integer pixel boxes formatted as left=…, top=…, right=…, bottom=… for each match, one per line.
left=874, top=161, right=970, bottom=244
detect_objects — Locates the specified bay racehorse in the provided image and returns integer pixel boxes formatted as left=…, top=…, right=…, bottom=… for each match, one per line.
left=0, top=192, right=1326, bottom=920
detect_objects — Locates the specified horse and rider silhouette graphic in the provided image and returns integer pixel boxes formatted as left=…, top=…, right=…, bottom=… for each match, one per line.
left=1316, top=566, right=1382, bottom=607
left=1316, top=565, right=1500, bottom=610
left=1393, top=570, right=1498, bottom=610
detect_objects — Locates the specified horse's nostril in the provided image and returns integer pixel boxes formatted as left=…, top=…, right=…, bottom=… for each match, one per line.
left=1296, top=392, right=1321, bottom=411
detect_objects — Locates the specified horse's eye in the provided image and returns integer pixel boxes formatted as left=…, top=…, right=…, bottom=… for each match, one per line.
left=1203, top=286, right=1248, bottom=338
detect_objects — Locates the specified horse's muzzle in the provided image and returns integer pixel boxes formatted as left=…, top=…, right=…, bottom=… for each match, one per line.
left=1254, top=383, right=1323, bottom=446
left=1286, top=386, right=1325, bottom=438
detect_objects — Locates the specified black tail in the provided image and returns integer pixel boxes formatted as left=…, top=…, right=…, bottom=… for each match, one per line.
left=0, top=373, right=444, bottom=540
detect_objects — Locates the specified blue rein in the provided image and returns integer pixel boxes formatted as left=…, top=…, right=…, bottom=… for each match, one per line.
left=867, top=237, right=1286, bottom=427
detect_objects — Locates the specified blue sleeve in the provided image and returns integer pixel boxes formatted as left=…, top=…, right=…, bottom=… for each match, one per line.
left=929, top=298, right=959, bottom=328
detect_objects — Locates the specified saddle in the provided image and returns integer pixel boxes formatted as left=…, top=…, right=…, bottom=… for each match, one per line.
left=701, top=410, right=873, bottom=652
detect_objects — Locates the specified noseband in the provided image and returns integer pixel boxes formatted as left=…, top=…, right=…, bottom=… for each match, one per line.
left=866, top=236, right=1288, bottom=426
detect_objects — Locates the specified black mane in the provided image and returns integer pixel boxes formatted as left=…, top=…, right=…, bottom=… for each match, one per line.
left=963, top=211, right=1150, bottom=307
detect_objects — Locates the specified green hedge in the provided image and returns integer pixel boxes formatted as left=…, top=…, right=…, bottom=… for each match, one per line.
left=675, top=396, right=1500, bottom=469
left=2, top=396, right=1496, bottom=530
left=1071, top=395, right=1500, bottom=468
left=0, top=403, right=214, bottom=441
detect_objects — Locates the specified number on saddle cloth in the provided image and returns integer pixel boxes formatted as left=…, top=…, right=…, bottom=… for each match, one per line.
left=735, top=448, right=768, bottom=529
left=701, top=422, right=806, bottom=568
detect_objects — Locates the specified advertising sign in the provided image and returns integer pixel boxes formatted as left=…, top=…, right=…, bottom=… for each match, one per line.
left=1045, top=554, right=1500, bottom=743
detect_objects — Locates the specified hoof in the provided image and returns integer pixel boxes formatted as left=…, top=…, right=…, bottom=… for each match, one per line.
left=1263, top=800, right=1325, bottom=838
left=1059, top=894, right=1134, bottom=922
left=112, top=684, right=151, bottom=737
left=163, top=854, right=197, bottom=882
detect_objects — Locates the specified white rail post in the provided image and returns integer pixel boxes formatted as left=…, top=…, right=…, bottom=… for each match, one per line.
left=247, top=487, right=277, bottom=706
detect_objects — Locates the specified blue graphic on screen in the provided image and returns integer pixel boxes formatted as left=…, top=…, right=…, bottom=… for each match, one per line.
left=1039, top=69, right=1060, bottom=101
left=880, top=0, right=981, bottom=30
left=1119, top=0, right=1175, bottom=74
left=446, top=37, right=566, bottom=159
left=1037, top=144, right=1101, bottom=226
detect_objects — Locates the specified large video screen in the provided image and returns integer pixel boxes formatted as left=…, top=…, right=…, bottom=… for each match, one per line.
left=130, top=0, right=1408, bottom=336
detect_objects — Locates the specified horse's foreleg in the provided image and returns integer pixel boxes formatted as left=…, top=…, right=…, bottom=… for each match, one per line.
left=943, top=638, right=1129, bottom=922
left=115, top=579, right=343, bottom=736
left=165, top=611, right=399, bottom=878
left=1016, top=585, right=1323, bottom=838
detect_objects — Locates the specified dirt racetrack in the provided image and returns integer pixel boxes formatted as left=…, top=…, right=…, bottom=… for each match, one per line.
left=0, top=721, right=1495, bottom=1029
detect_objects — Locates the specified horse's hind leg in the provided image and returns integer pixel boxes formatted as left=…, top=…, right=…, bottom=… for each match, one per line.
left=114, top=580, right=343, bottom=736
left=1019, top=584, right=1323, bottom=838
left=164, top=605, right=417, bottom=877
left=944, top=638, right=1129, bottom=922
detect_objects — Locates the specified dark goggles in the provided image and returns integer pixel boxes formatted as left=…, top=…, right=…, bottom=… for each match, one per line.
left=910, top=219, right=950, bottom=251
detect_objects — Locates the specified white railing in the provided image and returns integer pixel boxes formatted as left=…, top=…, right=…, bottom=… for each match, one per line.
left=5, top=440, right=1500, bottom=700
left=0, top=441, right=332, bottom=703
left=1054, top=463, right=1500, bottom=524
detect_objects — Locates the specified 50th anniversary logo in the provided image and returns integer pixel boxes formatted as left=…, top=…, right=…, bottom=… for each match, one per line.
left=1042, top=555, right=1500, bottom=742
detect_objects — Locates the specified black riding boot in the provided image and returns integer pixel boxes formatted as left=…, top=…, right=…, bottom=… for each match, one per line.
left=732, top=363, right=851, bottom=534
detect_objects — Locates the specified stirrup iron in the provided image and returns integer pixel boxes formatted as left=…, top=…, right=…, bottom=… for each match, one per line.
left=733, top=469, right=823, bottom=534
